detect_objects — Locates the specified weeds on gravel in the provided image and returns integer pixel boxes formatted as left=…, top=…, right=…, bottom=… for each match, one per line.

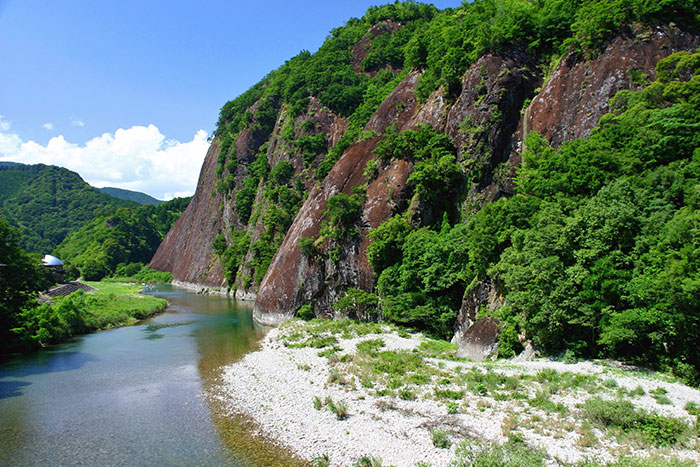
left=434, top=389, right=464, bottom=400
left=685, top=401, right=699, bottom=416
left=311, top=454, right=330, bottom=467
left=327, top=398, right=349, bottom=420
left=650, top=387, right=672, bottom=405
left=630, top=385, right=646, bottom=397
left=579, top=456, right=697, bottom=466
left=449, top=436, right=546, bottom=467
left=327, top=368, right=351, bottom=386
left=446, top=401, right=460, bottom=414
left=430, top=428, right=451, bottom=448
left=356, top=338, right=385, bottom=354
left=399, top=388, right=417, bottom=400
left=353, top=455, right=382, bottom=467
left=581, top=397, right=690, bottom=447
left=313, top=395, right=349, bottom=419
left=576, top=422, right=598, bottom=447
left=416, top=339, right=459, bottom=359
left=529, top=389, right=568, bottom=414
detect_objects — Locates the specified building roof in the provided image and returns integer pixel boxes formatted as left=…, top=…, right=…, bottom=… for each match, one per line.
left=42, top=254, right=64, bottom=267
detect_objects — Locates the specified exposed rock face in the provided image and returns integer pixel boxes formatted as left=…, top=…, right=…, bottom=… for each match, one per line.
left=451, top=277, right=503, bottom=346
left=149, top=143, right=226, bottom=287
left=254, top=72, right=423, bottom=325
left=524, top=24, right=700, bottom=149
left=445, top=49, right=539, bottom=210
left=455, top=317, right=500, bottom=361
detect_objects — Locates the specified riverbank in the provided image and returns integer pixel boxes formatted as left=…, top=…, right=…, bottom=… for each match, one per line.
left=171, top=280, right=257, bottom=301
left=214, top=319, right=700, bottom=467
left=81, top=281, right=168, bottom=329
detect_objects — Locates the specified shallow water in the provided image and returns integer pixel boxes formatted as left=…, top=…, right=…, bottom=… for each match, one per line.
left=0, top=285, right=294, bottom=466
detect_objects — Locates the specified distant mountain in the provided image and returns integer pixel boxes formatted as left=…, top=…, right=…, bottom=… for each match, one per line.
left=0, top=161, right=22, bottom=167
left=98, top=187, right=162, bottom=205
left=0, top=163, right=137, bottom=252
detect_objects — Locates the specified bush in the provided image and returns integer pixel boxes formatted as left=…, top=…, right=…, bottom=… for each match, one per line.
left=333, top=289, right=379, bottom=321
left=296, top=304, right=315, bottom=320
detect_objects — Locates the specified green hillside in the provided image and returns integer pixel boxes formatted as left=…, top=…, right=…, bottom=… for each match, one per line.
left=54, top=196, right=190, bottom=279
left=98, top=187, right=163, bottom=205
left=0, top=163, right=138, bottom=252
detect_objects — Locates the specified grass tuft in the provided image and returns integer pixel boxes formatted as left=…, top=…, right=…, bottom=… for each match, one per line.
left=430, top=428, right=451, bottom=449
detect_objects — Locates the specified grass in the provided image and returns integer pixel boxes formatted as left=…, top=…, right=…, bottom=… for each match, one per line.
left=327, top=398, right=349, bottom=420
left=430, top=428, right=451, bottom=448
left=83, top=281, right=167, bottom=329
left=449, top=437, right=546, bottom=467
left=581, top=397, right=690, bottom=447
left=353, top=456, right=382, bottom=467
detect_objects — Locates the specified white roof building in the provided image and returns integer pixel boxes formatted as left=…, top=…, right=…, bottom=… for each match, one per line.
left=42, top=254, right=64, bottom=267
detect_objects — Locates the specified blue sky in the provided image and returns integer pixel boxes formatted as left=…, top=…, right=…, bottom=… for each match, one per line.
left=0, top=0, right=460, bottom=199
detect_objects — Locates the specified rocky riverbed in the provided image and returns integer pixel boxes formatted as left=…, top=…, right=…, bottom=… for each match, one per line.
left=213, top=320, right=700, bottom=467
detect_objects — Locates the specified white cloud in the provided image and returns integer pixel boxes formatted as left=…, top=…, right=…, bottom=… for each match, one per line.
left=0, top=124, right=209, bottom=200
left=42, top=123, right=54, bottom=130
left=0, top=115, right=11, bottom=132
left=71, top=119, right=84, bottom=127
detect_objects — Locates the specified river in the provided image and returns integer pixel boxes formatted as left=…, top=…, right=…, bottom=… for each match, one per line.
left=0, top=285, right=303, bottom=466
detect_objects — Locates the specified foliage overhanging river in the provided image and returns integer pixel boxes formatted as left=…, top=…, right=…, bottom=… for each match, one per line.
left=0, top=285, right=304, bottom=466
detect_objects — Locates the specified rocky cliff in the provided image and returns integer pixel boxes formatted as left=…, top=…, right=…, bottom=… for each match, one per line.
left=150, top=5, right=699, bottom=350
left=149, top=143, right=227, bottom=288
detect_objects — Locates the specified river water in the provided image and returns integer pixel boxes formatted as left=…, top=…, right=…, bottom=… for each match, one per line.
left=0, top=285, right=301, bottom=466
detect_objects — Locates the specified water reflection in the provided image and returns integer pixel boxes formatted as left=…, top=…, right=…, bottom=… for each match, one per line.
left=0, top=380, right=31, bottom=399
left=0, top=350, right=99, bottom=378
left=0, top=285, right=304, bottom=466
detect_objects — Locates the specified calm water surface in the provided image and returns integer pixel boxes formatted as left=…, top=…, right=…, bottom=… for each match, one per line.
left=0, top=285, right=293, bottom=466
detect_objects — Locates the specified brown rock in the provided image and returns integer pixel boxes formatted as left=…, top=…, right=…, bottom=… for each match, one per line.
left=524, top=24, right=700, bottom=149
left=149, top=141, right=226, bottom=287
left=455, top=318, right=500, bottom=361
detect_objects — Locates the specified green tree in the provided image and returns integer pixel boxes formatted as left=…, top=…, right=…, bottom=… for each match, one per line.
left=0, top=217, right=47, bottom=351
left=333, top=288, right=379, bottom=321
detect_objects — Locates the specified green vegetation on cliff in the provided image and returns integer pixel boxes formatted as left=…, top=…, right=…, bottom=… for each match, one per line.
left=372, top=50, right=700, bottom=383
left=200, top=0, right=700, bottom=382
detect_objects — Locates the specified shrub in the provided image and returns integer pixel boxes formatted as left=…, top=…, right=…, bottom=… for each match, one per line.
left=296, top=303, right=315, bottom=320
left=333, top=289, right=379, bottom=321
